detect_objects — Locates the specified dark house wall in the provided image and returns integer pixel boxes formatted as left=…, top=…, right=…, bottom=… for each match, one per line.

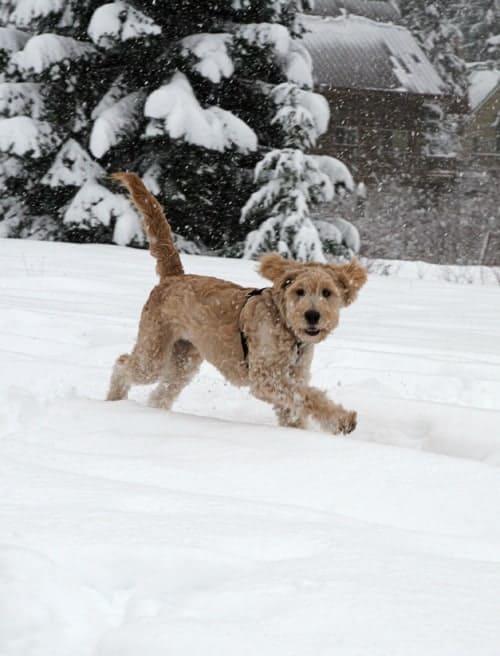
left=462, top=89, right=500, bottom=171
left=312, top=88, right=444, bottom=182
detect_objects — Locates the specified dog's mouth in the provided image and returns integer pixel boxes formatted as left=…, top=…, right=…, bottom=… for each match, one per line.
left=304, top=327, right=321, bottom=337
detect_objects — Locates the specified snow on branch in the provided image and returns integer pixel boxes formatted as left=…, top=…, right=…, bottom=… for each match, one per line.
left=236, top=22, right=291, bottom=56
left=90, top=90, right=146, bottom=158
left=271, top=83, right=330, bottom=148
left=63, top=181, right=145, bottom=246
left=242, top=148, right=335, bottom=262
left=88, top=2, right=161, bottom=49
left=91, top=74, right=129, bottom=120
left=41, top=139, right=105, bottom=187
left=312, top=155, right=354, bottom=192
left=180, top=33, right=234, bottom=84
left=11, top=34, right=98, bottom=76
left=0, top=27, right=31, bottom=55
left=0, top=155, right=25, bottom=182
left=0, top=82, right=47, bottom=119
left=9, top=0, right=65, bottom=28
left=144, top=72, right=257, bottom=153
left=0, top=116, right=60, bottom=158
left=284, top=40, right=313, bottom=89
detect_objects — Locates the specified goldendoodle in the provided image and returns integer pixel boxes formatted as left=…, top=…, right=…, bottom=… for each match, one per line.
left=107, top=172, right=367, bottom=434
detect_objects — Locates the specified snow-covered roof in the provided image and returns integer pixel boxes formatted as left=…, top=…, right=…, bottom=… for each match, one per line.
left=301, top=14, right=446, bottom=96
left=310, top=0, right=400, bottom=22
left=468, top=68, right=500, bottom=111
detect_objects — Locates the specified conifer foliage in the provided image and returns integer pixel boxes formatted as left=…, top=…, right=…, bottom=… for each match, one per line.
left=0, top=0, right=352, bottom=259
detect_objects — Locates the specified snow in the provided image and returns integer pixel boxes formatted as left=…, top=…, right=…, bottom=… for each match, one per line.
left=41, top=139, right=105, bottom=187
left=301, top=14, right=445, bottom=96
left=89, top=91, right=146, bottom=159
left=366, top=258, right=500, bottom=286
left=145, top=72, right=257, bottom=153
left=91, top=74, right=128, bottom=120
left=312, top=154, right=354, bottom=191
left=0, top=116, right=60, bottom=158
left=1, top=239, right=500, bottom=655
left=316, top=216, right=361, bottom=253
left=0, top=26, right=31, bottom=54
left=271, top=83, right=330, bottom=148
left=284, top=40, right=313, bottom=88
left=237, top=22, right=291, bottom=57
left=11, top=34, right=97, bottom=75
left=468, top=67, right=500, bottom=111
left=9, top=0, right=65, bottom=27
left=87, top=2, right=161, bottom=49
left=181, top=33, right=234, bottom=84
left=0, top=82, right=46, bottom=118
left=63, top=181, right=144, bottom=246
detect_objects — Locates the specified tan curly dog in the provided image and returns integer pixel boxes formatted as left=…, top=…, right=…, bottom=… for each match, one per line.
left=107, top=173, right=367, bottom=434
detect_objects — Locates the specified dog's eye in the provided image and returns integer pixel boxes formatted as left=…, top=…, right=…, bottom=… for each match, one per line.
left=296, top=288, right=305, bottom=297
left=322, top=289, right=331, bottom=298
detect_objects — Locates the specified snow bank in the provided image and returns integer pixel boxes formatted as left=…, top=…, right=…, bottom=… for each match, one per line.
left=1, top=239, right=499, bottom=656
left=366, top=257, right=500, bottom=285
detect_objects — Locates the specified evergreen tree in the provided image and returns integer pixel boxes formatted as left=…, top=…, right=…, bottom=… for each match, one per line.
left=0, top=0, right=351, bottom=258
left=397, top=1, right=468, bottom=159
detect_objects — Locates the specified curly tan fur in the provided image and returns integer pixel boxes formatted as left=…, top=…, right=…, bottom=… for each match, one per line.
left=107, top=173, right=367, bottom=434
left=112, top=172, right=183, bottom=279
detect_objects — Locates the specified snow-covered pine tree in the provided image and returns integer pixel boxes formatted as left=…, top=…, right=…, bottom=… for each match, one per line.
left=458, top=0, right=500, bottom=63
left=240, top=78, right=357, bottom=262
left=0, top=0, right=352, bottom=257
left=241, top=147, right=356, bottom=261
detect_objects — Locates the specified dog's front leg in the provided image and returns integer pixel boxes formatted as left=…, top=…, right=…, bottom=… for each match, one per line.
left=248, top=361, right=356, bottom=435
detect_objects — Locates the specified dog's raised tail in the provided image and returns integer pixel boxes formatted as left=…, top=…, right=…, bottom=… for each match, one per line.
left=112, top=172, right=184, bottom=279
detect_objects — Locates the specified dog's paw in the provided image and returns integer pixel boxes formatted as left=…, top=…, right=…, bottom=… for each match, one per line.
left=322, top=409, right=357, bottom=435
left=337, top=410, right=357, bottom=435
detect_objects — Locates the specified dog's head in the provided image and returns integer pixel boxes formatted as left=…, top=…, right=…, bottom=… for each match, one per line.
left=259, top=253, right=367, bottom=344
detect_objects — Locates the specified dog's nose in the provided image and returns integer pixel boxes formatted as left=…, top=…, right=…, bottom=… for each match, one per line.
left=305, top=310, right=320, bottom=325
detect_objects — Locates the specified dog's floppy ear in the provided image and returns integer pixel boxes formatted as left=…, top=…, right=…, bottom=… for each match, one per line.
left=328, top=258, right=367, bottom=306
left=259, top=253, right=290, bottom=282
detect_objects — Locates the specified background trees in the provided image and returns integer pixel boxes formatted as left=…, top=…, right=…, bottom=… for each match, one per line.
left=0, top=0, right=353, bottom=260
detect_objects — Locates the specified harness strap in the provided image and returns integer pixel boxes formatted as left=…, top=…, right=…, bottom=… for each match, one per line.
left=240, top=288, right=304, bottom=365
left=240, top=288, right=264, bottom=362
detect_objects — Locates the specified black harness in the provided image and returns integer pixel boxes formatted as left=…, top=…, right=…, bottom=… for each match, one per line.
left=239, top=288, right=305, bottom=365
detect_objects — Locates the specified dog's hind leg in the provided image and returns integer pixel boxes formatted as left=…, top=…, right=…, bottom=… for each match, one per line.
left=148, top=340, right=202, bottom=410
left=107, top=323, right=176, bottom=402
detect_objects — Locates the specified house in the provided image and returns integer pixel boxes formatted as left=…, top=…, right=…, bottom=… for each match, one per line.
left=462, top=66, right=500, bottom=171
left=301, top=10, right=462, bottom=183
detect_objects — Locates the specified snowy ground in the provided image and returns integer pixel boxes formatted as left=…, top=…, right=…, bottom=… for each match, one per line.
left=1, top=238, right=500, bottom=656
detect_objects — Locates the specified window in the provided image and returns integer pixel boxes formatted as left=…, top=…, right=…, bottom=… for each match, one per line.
left=334, top=126, right=358, bottom=146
